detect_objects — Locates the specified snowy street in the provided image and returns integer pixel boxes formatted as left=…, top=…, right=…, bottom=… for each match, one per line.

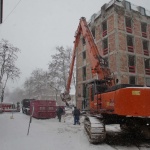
left=0, top=111, right=150, bottom=150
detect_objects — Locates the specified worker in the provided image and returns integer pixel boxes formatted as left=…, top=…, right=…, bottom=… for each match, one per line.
left=57, top=106, right=64, bottom=122
left=73, top=107, right=80, bottom=125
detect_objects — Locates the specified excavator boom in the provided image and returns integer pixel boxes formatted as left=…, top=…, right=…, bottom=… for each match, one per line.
left=60, top=17, right=114, bottom=103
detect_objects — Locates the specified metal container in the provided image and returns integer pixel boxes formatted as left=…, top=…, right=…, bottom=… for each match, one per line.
left=30, top=100, right=56, bottom=119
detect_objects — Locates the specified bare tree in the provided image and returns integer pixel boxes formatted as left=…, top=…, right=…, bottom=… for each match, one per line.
left=24, top=69, right=43, bottom=99
left=48, top=46, right=74, bottom=92
left=23, top=68, right=57, bottom=100
left=24, top=77, right=34, bottom=98
left=0, top=39, right=21, bottom=102
left=23, top=46, right=75, bottom=103
left=31, top=68, right=45, bottom=99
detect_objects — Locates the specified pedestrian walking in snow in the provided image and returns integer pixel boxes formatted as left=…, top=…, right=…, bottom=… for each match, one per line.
left=57, top=106, right=64, bottom=122
left=73, top=107, right=80, bottom=125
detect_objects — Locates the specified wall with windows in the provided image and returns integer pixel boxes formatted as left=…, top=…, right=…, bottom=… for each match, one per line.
left=75, top=0, right=150, bottom=109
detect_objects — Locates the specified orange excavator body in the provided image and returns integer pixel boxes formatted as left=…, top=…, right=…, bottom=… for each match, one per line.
left=90, top=86, right=150, bottom=117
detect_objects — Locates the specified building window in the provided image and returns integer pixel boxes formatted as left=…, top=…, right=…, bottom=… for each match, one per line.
left=82, top=51, right=86, bottom=59
left=128, top=55, right=135, bottom=73
left=82, top=66, right=86, bottom=81
left=125, top=17, right=132, bottom=33
left=129, top=76, right=136, bottom=84
left=139, top=7, right=146, bottom=16
left=82, top=83, right=86, bottom=98
left=82, top=37, right=86, bottom=45
left=143, top=40, right=149, bottom=56
left=82, top=83, right=88, bottom=109
left=103, top=38, right=108, bottom=55
left=127, top=35, right=134, bottom=52
left=141, top=23, right=147, bottom=38
left=102, top=21, right=107, bottom=37
left=146, top=78, right=150, bottom=87
left=144, top=59, right=150, bottom=75
left=91, top=28, right=95, bottom=39
left=82, top=51, right=86, bottom=65
left=125, top=1, right=131, bottom=10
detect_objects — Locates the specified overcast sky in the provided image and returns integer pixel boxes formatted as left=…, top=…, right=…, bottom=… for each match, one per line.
left=0, top=0, right=150, bottom=91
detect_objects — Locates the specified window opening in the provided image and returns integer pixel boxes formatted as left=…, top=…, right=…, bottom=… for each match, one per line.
left=127, top=35, right=134, bottom=52
left=102, top=21, right=107, bottom=37
left=91, top=28, right=95, bottom=39
left=143, top=40, right=149, bottom=56
left=128, top=55, right=135, bottom=73
left=125, top=17, right=132, bottom=33
left=129, top=76, right=136, bottom=84
left=103, top=38, right=108, bottom=55
left=82, top=83, right=86, bottom=98
left=82, top=66, right=86, bottom=81
left=82, top=51, right=86, bottom=59
left=146, top=78, right=150, bottom=86
left=139, top=7, right=146, bottom=16
left=141, top=23, right=147, bottom=38
left=145, top=59, right=150, bottom=75
left=125, top=1, right=131, bottom=10
left=82, top=37, right=86, bottom=45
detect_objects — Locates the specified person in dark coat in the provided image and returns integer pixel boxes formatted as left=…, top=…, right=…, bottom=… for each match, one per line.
left=73, top=107, right=80, bottom=125
left=57, top=106, right=64, bottom=122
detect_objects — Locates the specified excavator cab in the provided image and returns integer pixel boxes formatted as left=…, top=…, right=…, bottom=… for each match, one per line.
left=87, top=79, right=108, bottom=95
left=85, top=79, right=108, bottom=113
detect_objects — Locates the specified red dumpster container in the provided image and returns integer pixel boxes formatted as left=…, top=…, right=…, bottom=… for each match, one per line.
left=30, top=100, right=56, bottom=119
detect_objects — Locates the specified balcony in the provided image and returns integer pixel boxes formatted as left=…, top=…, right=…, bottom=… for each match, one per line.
left=143, top=49, right=149, bottom=56
left=126, top=27, right=132, bottom=33
left=145, top=68, right=150, bottom=75
left=142, top=32, right=147, bottom=38
left=103, top=48, right=108, bottom=55
left=128, top=46, right=134, bottom=52
left=103, top=30, right=107, bottom=37
left=129, top=66, right=135, bottom=73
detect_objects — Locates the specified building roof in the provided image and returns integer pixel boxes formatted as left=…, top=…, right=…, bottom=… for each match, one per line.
left=89, top=0, right=150, bottom=23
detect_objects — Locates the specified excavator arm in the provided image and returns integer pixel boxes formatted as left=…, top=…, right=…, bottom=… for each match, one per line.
left=60, top=17, right=114, bottom=104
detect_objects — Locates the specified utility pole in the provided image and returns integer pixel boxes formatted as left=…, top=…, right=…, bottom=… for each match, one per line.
left=0, top=0, right=3, bottom=24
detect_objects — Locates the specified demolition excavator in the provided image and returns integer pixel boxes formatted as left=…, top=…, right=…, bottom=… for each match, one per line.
left=60, top=17, right=150, bottom=143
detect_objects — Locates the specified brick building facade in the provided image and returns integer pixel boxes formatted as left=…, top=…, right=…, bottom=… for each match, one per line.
left=75, top=0, right=150, bottom=109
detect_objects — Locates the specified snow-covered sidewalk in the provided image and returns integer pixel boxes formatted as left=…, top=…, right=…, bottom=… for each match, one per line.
left=0, top=112, right=149, bottom=150
left=0, top=112, right=112, bottom=150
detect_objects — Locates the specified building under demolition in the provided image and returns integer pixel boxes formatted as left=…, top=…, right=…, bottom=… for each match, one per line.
left=75, top=0, right=150, bottom=109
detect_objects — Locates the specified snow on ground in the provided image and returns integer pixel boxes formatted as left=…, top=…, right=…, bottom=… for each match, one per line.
left=0, top=111, right=149, bottom=150
left=0, top=111, right=111, bottom=150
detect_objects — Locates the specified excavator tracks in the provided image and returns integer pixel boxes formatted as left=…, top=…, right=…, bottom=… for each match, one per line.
left=84, top=116, right=106, bottom=143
